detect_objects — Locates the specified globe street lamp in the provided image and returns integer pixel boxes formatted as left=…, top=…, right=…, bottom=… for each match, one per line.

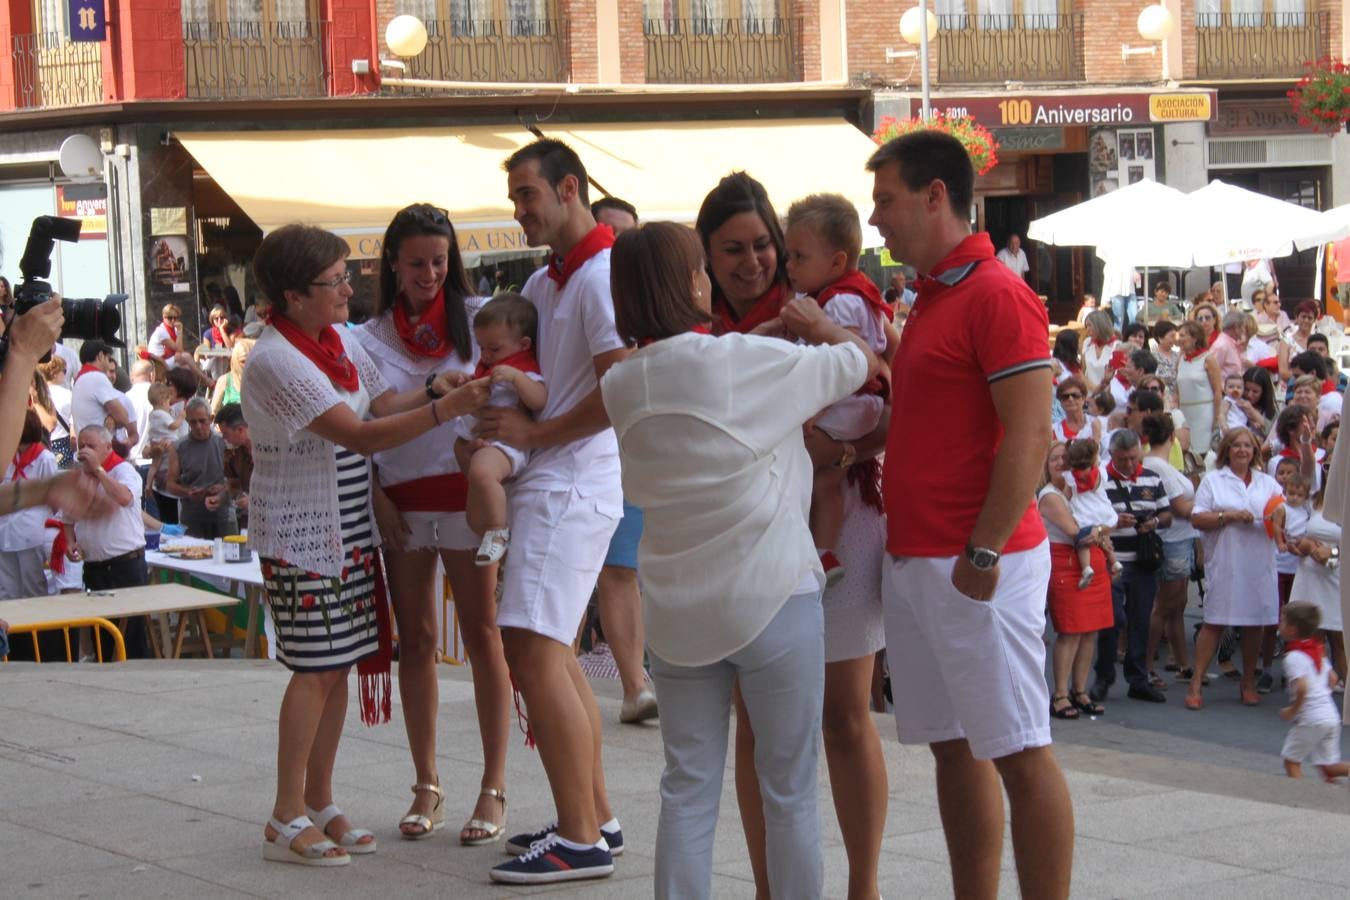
left=885, top=4, right=939, bottom=121
left=1121, top=4, right=1174, bottom=83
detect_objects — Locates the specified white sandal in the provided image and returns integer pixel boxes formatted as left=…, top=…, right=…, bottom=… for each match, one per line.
left=476, top=528, right=510, bottom=566
left=399, top=782, right=445, bottom=840
left=262, top=815, right=350, bottom=867
left=305, top=803, right=377, bottom=855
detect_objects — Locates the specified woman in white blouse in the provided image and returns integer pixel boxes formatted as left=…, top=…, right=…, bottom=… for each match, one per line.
left=1185, top=428, right=1283, bottom=710
left=356, top=204, right=512, bottom=845
left=1079, top=311, right=1117, bottom=393
left=245, top=225, right=488, bottom=867
left=599, top=222, right=882, bottom=899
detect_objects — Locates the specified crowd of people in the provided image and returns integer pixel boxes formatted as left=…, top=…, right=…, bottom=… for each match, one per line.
left=6, top=125, right=1350, bottom=899
left=1047, top=270, right=1350, bottom=787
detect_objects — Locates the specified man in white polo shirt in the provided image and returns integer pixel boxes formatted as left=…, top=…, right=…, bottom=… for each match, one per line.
left=477, top=139, right=628, bottom=885
left=70, top=340, right=138, bottom=455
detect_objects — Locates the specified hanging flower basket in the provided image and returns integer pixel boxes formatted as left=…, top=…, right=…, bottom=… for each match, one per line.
left=1287, top=57, right=1350, bottom=133
left=872, top=113, right=1000, bottom=176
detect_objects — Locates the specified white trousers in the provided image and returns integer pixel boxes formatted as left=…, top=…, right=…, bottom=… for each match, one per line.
left=648, top=591, right=824, bottom=900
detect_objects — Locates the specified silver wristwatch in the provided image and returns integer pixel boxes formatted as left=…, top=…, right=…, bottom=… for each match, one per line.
left=965, top=543, right=1001, bottom=571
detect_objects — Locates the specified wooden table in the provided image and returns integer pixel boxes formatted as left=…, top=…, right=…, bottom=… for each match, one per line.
left=146, top=546, right=266, bottom=658
left=0, top=583, right=243, bottom=660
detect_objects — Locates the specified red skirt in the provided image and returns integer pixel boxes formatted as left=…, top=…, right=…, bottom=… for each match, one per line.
left=1047, top=542, right=1113, bottom=634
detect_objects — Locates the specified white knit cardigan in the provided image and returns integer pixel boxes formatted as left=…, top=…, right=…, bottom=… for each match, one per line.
left=242, top=326, right=388, bottom=576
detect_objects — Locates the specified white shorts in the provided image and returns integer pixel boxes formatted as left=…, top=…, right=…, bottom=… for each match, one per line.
left=814, top=394, right=883, bottom=443
left=498, top=487, right=622, bottom=646
left=453, top=413, right=530, bottom=477
left=402, top=510, right=478, bottom=553
left=882, top=541, right=1052, bottom=760
left=1282, top=722, right=1342, bottom=766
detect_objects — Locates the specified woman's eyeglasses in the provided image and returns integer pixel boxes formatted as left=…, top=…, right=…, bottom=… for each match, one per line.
left=1058, top=392, right=1083, bottom=401
left=1196, top=313, right=1214, bottom=321
left=310, top=271, right=354, bottom=290
left=165, top=315, right=181, bottom=322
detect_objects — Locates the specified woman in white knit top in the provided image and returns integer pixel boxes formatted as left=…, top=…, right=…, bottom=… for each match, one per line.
left=245, top=225, right=488, bottom=867
left=599, top=222, right=883, bottom=899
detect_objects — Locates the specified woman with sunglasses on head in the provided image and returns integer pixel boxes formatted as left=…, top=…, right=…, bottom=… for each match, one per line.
left=354, top=204, right=514, bottom=847
left=246, top=224, right=488, bottom=867
left=196, top=304, right=237, bottom=382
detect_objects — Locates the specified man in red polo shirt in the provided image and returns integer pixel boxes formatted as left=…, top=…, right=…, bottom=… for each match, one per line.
left=867, top=131, right=1073, bottom=899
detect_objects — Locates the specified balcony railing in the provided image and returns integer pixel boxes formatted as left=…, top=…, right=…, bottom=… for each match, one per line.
left=182, top=20, right=329, bottom=100
left=936, top=14, right=1084, bottom=83
left=401, top=19, right=569, bottom=85
left=644, top=18, right=803, bottom=84
left=11, top=32, right=103, bottom=110
left=1196, top=12, right=1328, bottom=80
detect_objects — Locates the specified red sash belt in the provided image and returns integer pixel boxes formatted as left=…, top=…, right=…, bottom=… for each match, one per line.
left=383, top=473, right=468, bottom=513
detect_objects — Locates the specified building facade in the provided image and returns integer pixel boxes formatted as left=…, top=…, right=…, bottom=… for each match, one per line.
left=0, top=0, right=1345, bottom=341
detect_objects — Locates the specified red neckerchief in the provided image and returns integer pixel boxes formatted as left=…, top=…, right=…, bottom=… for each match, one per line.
left=1322, top=378, right=1337, bottom=395
left=1115, top=372, right=1131, bottom=389
left=547, top=223, right=615, bottom=288
left=1071, top=467, right=1100, bottom=494
left=45, top=517, right=67, bottom=574
left=1281, top=446, right=1303, bottom=461
left=101, top=450, right=126, bottom=473
left=209, top=325, right=226, bottom=346
left=392, top=289, right=451, bottom=359
left=11, top=443, right=43, bottom=480
left=270, top=314, right=359, bottom=392
left=713, top=282, right=787, bottom=335
left=162, top=320, right=178, bottom=343
left=1086, top=337, right=1111, bottom=353
left=137, top=347, right=154, bottom=361
left=1059, top=421, right=1080, bottom=440
left=638, top=323, right=712, bottom=348
left=815, top=270, right=890, bottom=320
left=75, top=363, right=103, bottom=382
left=472, top=348, right=542, bottom=380
left=1206, top=329, right=1219, bottom=348
left=1184, top=346, right=1207, bottom=362
left=1287, top=637, right=1325, bottom=674
left=1107, top=461, right=1137, bottom=483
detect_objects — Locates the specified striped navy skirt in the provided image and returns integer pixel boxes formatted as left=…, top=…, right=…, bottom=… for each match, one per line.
left=261, top=446, right=378, bottom=672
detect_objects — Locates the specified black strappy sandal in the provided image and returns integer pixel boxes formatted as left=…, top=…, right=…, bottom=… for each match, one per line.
left=1071, top=690, right=1105, bottom=716
left=1051, top=694, right=1080, bottom=720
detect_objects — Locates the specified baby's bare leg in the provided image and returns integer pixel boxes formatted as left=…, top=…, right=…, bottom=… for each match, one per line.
left=1076, top=545, right=1093, bottom=573
left=464, top=446, right=514, bottom=536
left=1284, top=758, right=1303, bottom=779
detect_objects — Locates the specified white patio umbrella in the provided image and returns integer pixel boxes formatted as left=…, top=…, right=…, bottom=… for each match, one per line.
left=1184, top=180, right=1334, bottom=267
left=1295, top=203, right=1350, bottom=251
left=1027, top=179, right=1192, bottom=267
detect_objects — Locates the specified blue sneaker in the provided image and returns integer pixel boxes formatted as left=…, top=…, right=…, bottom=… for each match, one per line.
left=489, top=834, right=614, bottom=884
left=505, top=820, right=624, bottom=857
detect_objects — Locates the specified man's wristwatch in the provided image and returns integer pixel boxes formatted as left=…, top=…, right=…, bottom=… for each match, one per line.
left=965, top=543, right=1001, bottom=571
left=425, top=372, right=444, bottom=400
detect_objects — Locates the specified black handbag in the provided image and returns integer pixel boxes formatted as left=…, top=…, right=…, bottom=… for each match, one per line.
left=1110, top=476, right=1165, bottom=572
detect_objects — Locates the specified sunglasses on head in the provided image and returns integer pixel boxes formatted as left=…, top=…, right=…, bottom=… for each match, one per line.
left=399, top=204, right=451, bottom=228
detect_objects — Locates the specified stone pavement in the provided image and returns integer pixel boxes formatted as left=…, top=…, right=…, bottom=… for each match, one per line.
left=3, top=660, right=1349, bottom=899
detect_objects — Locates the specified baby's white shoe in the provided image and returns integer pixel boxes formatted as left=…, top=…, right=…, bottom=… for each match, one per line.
left=1077, top=566, right=1096, bottom=590
left=476, top=528, right=510, bottom=567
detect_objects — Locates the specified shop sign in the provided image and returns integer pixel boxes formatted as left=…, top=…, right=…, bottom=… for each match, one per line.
left=56, top=184, right=106, bottom=239
left=343, top=223, right=531, bottom=260
left=67, top=0, right=106, bottom=41
left=990, top=127, right=1067, bottom=152
left=1209, top=99, right=1305, bottom=136
left=935, top=91, right=1215, bottom=129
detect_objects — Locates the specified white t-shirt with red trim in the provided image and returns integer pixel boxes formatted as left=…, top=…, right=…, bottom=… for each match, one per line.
left=884, top=232, right=1051, bottom=558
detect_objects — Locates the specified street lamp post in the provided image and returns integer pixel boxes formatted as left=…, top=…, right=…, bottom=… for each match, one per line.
left=886, top=6, right=939, bottom=122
